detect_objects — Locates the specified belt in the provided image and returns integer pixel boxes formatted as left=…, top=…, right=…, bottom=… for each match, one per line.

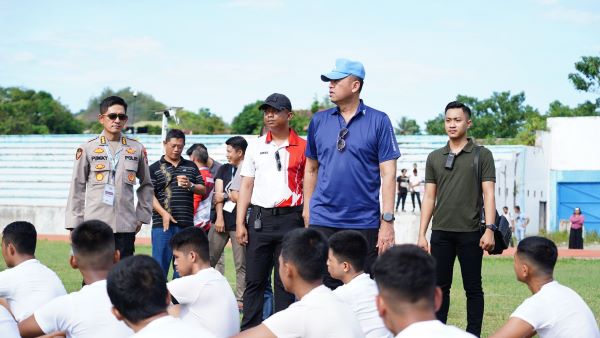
left=255, top=205, right=303, bottom=216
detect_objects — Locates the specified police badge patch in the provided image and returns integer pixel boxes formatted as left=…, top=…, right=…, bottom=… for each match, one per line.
left=75, top=148, right=83, bottom=160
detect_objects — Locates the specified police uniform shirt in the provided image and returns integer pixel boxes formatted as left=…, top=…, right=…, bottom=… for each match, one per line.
left=65, top=132, right=154, bottom=232
left=150, top=156, right=204, bottom=228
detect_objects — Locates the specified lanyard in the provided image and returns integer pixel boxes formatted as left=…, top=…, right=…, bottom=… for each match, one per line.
left=104, top=143, right=124, bottom=184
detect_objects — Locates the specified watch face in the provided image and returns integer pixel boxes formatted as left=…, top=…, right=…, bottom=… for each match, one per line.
left=383, top=213, right=395, bottom=222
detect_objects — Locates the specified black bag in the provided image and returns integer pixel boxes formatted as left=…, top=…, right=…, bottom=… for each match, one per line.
left=474, top=146, right=511, bottom=255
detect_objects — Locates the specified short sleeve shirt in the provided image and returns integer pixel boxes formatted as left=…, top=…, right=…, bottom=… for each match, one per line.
left=305, top=100, right=401, bottom=229
left=167, top=268, right=239, bottom=338
left=511, top=281, right=599, bottom=338
left=131, top=315, right=216, bottom=338
left=263, top=285, right=365, bottom=338
left=425, top=139, right=495, bottom=232
left=34, top=280, right=133, bottom=338
left=0, top=259, right=66, bottom=321
left=215, top=163, right=238, bottom=231
left=241, top=129, right=306, bottom=208
left=150, top=156, right=204, bottom=228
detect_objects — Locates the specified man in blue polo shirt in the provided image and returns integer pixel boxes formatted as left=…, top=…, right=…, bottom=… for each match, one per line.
left=303, top=58, right=400, bottom=288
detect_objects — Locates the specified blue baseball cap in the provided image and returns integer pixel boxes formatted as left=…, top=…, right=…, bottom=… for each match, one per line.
left=321, top=58, right=365, bottom=82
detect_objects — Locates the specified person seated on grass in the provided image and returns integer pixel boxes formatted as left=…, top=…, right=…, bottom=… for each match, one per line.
left=234, top=228, right=365, bottom=338
left=327, top=230, right=393, bottom=338
left=18, top=220, right=132, bottom=338
left=0, top=221, right=66, bottom=321
left=108, top=254, right=216, bottom=338
left=166, top=226, right=239, bottom=338
left=0, top=305, right=19, bottom=338
left=373, top=244, right=475, bottom=338
left=491, top=236, right=599, bottom=338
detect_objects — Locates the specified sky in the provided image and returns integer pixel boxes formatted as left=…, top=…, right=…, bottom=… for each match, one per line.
left=1, top=0, right=599, bottom=127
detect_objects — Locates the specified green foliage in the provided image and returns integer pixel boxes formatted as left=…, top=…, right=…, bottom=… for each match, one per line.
left=395, top=117, right=421, bottom=135
left=310, top=94, right=335, bottom=113
left=290, top=109, right=312, bottom=134
left=0, top=87, right=84, bottom=134
left=514, top=112, right=547, bottom=146
left=547, top=100, right=598, bottom=117
left=231, top=100, right=264, bottom=134
left=76, top=87, right=167, bottom=123
left=424, top=92, right=539, bottom=139
left=568, top=55, right=600, bottom=105
left=178, top=108, right=229, bottom=134
left=425, top=114, right=445, bottom=135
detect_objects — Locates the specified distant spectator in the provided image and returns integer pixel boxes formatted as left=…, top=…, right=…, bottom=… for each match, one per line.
left=568, top=208, right=584, bottom=249
left=491, top=237, right=599, bottom=338
left=189, top=146, right=215, bottom=231
left=514, top=206, right=529, bottom=244
left=409, top=168, right=422, bottom=212
left=107, top=255, right=215, bottom=337
left=0, top=221, right=66, bottom=321
left=18, top=220, right=132, bottom=338
left=167, top=227, right=239, bottom=337
left=373, top=244, right=475, bottom=337
left=396, top=169, right=409, bottom=212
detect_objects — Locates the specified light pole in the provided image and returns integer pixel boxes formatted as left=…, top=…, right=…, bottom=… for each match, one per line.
left=131, top=90, right=138, bottom=134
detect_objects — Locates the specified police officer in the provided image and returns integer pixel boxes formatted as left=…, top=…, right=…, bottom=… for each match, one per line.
left=66, top=95, right=153, bottom=258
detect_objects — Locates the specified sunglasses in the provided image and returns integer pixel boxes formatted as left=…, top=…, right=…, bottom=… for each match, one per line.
left=102, top=113, right=129, bottom=121
left=337, top=128, right=349, bottom=151
left=275, top=151, right=282, bottom=171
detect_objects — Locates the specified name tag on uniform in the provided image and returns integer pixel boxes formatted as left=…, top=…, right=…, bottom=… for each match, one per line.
left=102, top=184, right=115, bottom=206
left=223, top=201, right=236, bottom=213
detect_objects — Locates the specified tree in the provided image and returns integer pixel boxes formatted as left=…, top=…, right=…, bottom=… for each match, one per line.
left=424, top=91, right=538, bottom=139
left=568, top=55, right=600, bottom=106
left=76, top=87, right=167, bottom=123
left=289, top=109, right=312, bottom=134
left=395, top=117, right=421, bottom=135
left=231, top=101, right=264, bottom=134
left=177, top=108, right=228, bottom=134
left=547, top=100, right=598, bottom=117
left=310, top=94, right=335, bottom=113
left=0, top=87, right=84, bottom=134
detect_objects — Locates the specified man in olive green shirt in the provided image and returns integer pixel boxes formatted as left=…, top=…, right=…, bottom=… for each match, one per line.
left=417, top=101, right=496, bottom=337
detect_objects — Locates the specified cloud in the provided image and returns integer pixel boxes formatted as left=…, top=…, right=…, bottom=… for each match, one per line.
left=531, top=0, right=600, bottom=24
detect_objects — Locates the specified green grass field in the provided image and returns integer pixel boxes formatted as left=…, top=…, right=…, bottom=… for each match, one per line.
left=1, top=240, right=598, bottom=337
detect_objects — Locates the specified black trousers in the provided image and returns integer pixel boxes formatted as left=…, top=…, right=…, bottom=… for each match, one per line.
left=310, top=225, right=379, bottom=290
left=569, top=228, right=584, bottom=249
left=396, top=189, right=408, bottom=211
left=411, top=191, right=422, bottom=210
left=241, top=207, right=303, bottom=330
left=430, top=230, right=484, bottom=337
left=114, top=232, right=136, bottom=258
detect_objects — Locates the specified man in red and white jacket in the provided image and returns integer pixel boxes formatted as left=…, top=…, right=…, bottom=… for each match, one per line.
left=190, top=146, right=215, bottom=232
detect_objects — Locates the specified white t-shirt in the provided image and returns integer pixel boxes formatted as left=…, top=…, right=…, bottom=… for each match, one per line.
left=408, top=174, right=422, bottom=193
left=0, top=258, right=67, bottom=321
left=34, top=279, right=132, bottom=338
left=263, top=285, right=365, bottom=338
left=333, top=273, right=393, bottom=338
left=131, top=315, right=216, bottom=338
left=0, top=305, right=20, bottom=338
left=511, top=281, right=599, bottom=338
left=167, top=267, right=239, bottom=338
left=395, top=320, right=475, bottom=338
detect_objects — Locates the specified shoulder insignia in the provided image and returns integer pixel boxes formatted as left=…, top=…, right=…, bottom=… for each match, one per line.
left=94, top=147, right=105, bottom=154
left=100, top=136, right=106, bottom=145
left=86, top=135, right=99, bottom=143
left=75, top=148, right=83, bottom=160
left=121, top=136, right=127, bottom=145
left=126, top=148, right=136, bottom=154
left=142, top=147, right=148, bottom=164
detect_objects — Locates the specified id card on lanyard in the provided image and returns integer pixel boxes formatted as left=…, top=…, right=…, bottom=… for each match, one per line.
left=102, top=140, right=124, bottom=206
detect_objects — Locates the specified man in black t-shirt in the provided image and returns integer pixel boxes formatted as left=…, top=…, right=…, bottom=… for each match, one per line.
left=395, top=168, right=409, bottom=212
left=210, top=136, right=248, bottom=307
left=150, top=129, right=205, bottom=279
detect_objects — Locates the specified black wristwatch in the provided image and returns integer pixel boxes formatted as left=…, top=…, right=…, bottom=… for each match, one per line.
left=485, top=224, right=497, bottom=231
left=382, top=212, right=395, bottom=222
